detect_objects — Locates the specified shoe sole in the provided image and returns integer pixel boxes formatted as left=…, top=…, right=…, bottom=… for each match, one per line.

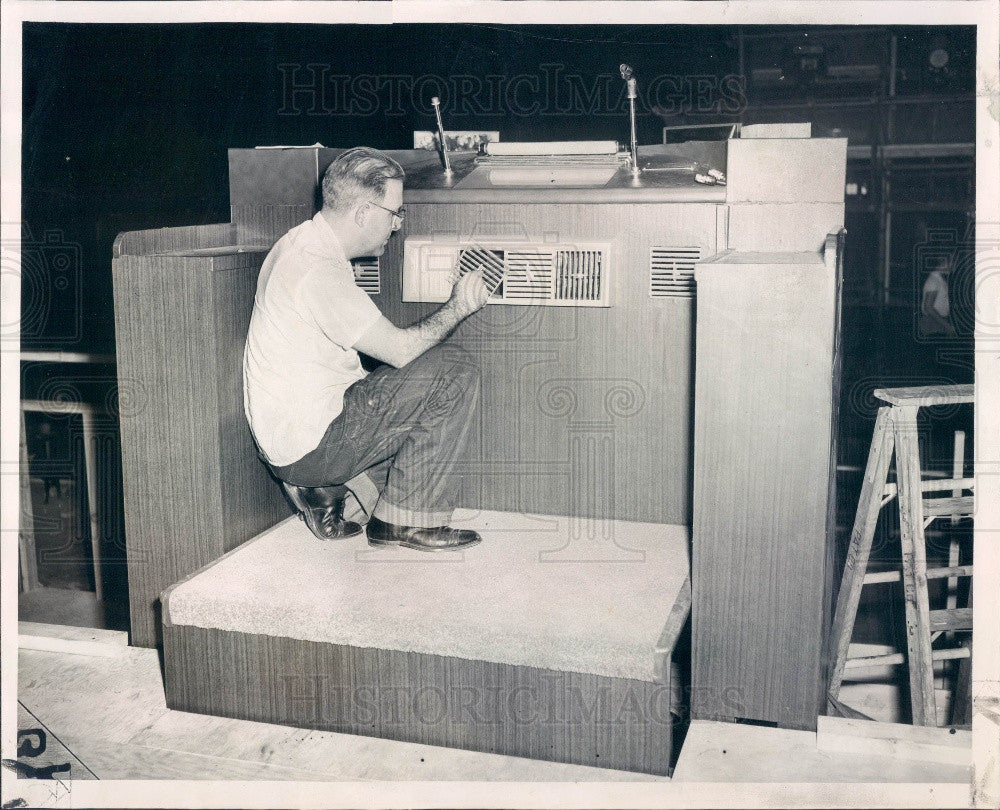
left=367, top=534, right=482, bottom=551
left=367, top=536, right=482, bottom=552
left=367, top=536, right=402, bottom=547
left=401, top=537, right=482, bottom=551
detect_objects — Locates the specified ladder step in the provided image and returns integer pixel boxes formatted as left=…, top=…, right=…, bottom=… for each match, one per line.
left=923, top=495, right=974, bottom=517
left=928, top=564, right=974, bottom=580
left=862, top=565, right=973, bottom=587
left=844, top=646, right=971, bottom=670
left=863, top=570, right=901, bottom=585
left=882, top=477, right=974, bottom=498
left=928, top=608, right=973, bottom=632
left=873, top=384, right=974, bottom=407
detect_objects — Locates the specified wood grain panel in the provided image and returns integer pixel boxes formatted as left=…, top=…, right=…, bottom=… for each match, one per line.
left=232, top=204, right=314, bottom=246
left=377, top=202, right=719, bottom=524
left=112, top=222, right=235, bottom=258
left=112, top=240, right=288, bottom=647
left=228, top=147, right=321, bottom=208
left=821, top=230, right=846, bottom=714
left=163, top=623, right=676, bottom=776
left=690, top=252, right=839, bottom=730
left=211, top=264, right=289, bottom=551
left=726, top=138, right=847, bottom=203
left=728, top=202, right=845, bottom=253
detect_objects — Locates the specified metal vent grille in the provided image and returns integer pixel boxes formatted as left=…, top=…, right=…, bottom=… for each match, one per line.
left=504, top=251, right=553, bottom=300
left=352, top=257, right=380, bottom=295
left=555, top=250, right=603, bottom=301
left=401, top=237, right=609, bottom=307
left=458, top=246, right=506, bottom=296
left=649, top=247, right=701, bottom=298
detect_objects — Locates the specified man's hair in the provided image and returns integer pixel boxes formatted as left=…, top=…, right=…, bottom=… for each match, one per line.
left=321, top=147, right=404, bottom=213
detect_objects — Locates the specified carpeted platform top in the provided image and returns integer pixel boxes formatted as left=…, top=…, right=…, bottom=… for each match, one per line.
left=163, top=510, right=690, bottom=682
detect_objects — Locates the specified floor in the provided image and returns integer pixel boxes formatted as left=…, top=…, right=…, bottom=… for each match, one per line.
left=8, top=621, right=973, bottom=809
left=18, top=587, right=129, bottom=631
left=672, top=719, right=970, bottom=783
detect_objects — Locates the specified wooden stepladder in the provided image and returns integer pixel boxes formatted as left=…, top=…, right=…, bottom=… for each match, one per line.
left=828, top=384, right=975, bottom=727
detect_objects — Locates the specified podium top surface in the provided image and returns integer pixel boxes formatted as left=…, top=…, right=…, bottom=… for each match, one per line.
left=228, top=145, right=728, bottom=206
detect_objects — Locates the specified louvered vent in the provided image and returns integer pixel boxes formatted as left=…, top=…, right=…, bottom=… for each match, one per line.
left=352, top=257, right=380, bottom=295
left=649, top=247, right=701, bottom=298
left=401, top=237, right=609, bottom=307
left=458, top=246, right=506, bottom=296
left=504, top=251, right=553, bottom=300
left=555, top=250, right=602, bottom=302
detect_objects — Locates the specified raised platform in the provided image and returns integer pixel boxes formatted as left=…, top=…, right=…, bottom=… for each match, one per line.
left=162, top=510, right=691, bottom=775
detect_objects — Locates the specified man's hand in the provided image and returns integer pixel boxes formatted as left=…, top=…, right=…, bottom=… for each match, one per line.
left=450, top=268, right=490, bottom=317
left=355, top=269, right=490, bottom=369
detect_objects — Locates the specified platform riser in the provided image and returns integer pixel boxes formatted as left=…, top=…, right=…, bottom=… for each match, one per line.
left=164, top=624, right=675, bottom=775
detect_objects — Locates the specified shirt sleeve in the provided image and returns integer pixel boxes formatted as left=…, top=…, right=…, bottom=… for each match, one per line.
left=299, top=265, right=383, bottom=349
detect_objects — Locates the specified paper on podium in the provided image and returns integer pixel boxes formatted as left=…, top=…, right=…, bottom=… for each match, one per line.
left=484, top=140, right=618, bottom=157
left=254, top=142, right=326, bottom=149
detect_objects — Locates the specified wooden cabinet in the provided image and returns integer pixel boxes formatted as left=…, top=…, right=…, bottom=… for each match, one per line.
left=112, top=228, right=288, bottom=647
left=691, top=243, right=842, bottom=729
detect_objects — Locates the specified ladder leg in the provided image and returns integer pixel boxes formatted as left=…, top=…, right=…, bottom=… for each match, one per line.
left=951, top=588, right=973, bottom=726
left=828, top=406, right=896, bottom=705
left=945, top=431, right=965, bottom=642
left=894, top=405, right=937, bottom=726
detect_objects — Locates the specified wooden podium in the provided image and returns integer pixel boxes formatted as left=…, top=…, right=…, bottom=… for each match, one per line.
left=112, top=133, right=846, bottom=760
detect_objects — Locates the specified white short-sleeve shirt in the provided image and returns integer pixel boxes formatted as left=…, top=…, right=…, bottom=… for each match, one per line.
left=243, top=212, right=382, bottom=466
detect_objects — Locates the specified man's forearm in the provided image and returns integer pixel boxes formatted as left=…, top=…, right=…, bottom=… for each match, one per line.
left=397, top=298, right=471, bottom=365
left=355, top=270, right=489, bottom=368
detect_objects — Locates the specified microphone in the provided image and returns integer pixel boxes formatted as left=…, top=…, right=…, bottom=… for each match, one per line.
left=431, top=96, right=453, bottom=176
left=620, top=64, right=637, bottom=99
left=620, top=64, right=640, bottom=176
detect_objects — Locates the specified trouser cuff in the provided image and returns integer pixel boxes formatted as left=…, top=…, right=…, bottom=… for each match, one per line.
left=372, top=499, right=453, bottom=529
left=343, top=471, right=381, bottom=523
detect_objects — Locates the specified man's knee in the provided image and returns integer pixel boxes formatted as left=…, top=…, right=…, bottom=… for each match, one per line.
left=444, top=345, right=480, bottom=388
left=419, top=343, right=480, bottom=387
left=415, top=345, right=479, bottom=418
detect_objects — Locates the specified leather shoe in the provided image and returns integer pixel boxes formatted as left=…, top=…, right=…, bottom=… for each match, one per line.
left=367, top=516, right=481, bottom=551
left=282, top=482, right=363, bottom=540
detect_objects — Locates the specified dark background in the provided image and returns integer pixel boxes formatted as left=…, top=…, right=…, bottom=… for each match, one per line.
left=22, top=23, right=747, bottom=353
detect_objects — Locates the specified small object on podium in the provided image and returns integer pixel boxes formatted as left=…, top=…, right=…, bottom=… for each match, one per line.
left=695, top=170, right=726, bottom=186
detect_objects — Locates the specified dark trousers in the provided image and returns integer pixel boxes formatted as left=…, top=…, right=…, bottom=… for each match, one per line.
left=270, top=343, right=480, bottom=528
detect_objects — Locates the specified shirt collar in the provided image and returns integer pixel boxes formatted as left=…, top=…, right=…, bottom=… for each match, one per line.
left=311, top=210, right=350, bottom=265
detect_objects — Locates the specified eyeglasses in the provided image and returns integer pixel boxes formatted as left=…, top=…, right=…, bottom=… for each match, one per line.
left=369, top=201, right=406, bottom=223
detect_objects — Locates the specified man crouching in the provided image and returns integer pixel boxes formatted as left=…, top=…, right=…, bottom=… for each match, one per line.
left=243, top=147, right=489, bottom=551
